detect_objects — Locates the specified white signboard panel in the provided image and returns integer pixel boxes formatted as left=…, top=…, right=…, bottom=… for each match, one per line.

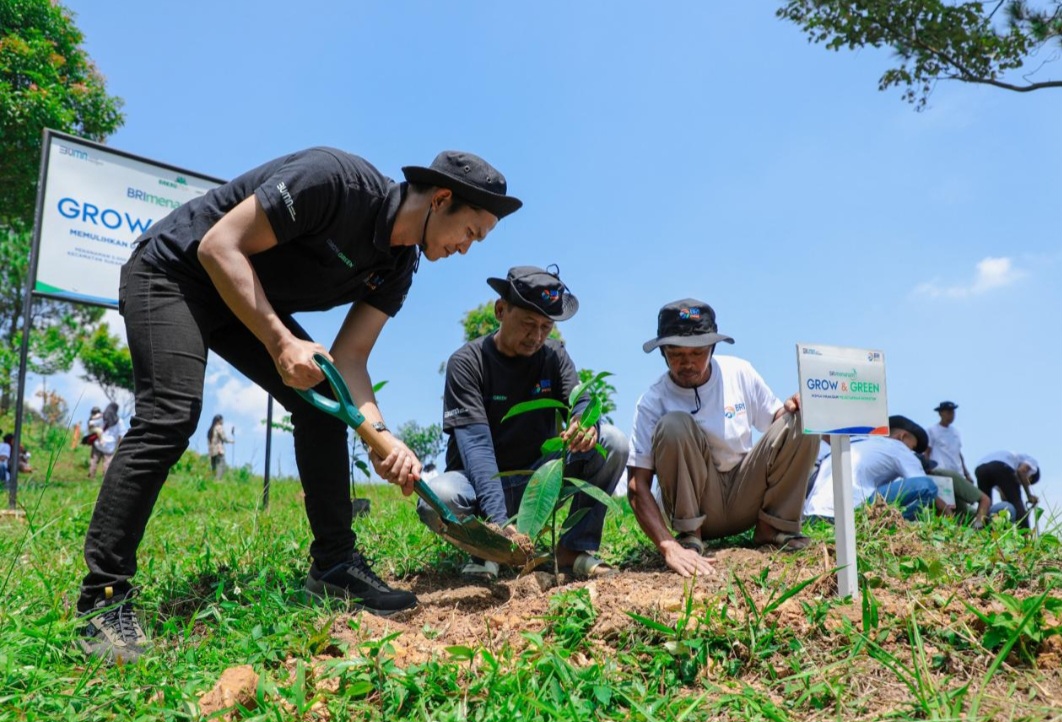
left=796, top=343, right=889, bottom=436
left=34, top=131, right=223, bottom=308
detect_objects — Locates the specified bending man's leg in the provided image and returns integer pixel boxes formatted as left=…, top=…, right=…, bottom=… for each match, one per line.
left=79, top=262, right=211, bottom=611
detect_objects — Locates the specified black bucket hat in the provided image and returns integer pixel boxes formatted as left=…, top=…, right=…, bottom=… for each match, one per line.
left=487, top=264, right=578, bottom=322
left=889, top=415, right=928, bottom=454
left=402, top=151, right=522, bottom=220
left=642, top=299, right=734, bottom=353
left=933, top=401, right=958, bottom=412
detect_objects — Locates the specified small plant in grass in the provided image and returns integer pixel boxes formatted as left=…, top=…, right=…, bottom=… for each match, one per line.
left=500, top=371, right=622, bottom=578
left=965, top=590, right=1062, bottom=665
left=544, top=587, right=598, bottom=650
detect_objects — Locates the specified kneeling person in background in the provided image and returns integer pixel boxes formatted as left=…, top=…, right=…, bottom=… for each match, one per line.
left=627, top=300, right=821, bottom=579
left=417, top=265, right=628, bottom=580
left=804, top=416, right=949, bottom=522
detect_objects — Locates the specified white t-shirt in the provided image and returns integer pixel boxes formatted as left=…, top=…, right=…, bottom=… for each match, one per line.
left=629, top=355, right=782, bottom=473
left=978, top=451, right=1039, bottom=476
left=927, top=423, right=964, bottom=473
left=804, top=436, right=925, bottom=519
left=94, top=419, right=128, bottom=455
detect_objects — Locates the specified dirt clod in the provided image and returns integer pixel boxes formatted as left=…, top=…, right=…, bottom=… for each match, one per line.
left=198, top=665, right=259, bottom=720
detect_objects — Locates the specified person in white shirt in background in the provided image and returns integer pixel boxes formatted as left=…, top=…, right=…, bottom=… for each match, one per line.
left=627, top=299, right=821, bottom=578
left=89, top=403, right=127, bottom=480
left=926, top=401, right=973, bottom=482
left=975, top=451, right=1040, bottom=530
left=805, top=415, right=949, bottom=522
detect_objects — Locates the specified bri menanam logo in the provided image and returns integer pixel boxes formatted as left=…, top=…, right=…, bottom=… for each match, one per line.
left=532, top=379, right=552, bottom=396
left=679, top=307, right=701, bottom=320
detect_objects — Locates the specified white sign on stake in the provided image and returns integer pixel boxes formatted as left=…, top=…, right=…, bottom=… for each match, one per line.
left=797, top=343, right=889, bottom=600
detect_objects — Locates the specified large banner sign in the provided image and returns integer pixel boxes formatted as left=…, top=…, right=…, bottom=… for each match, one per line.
left=796, top=343, right=889, bottom=435
left=33, top=130, right=223, bottom=308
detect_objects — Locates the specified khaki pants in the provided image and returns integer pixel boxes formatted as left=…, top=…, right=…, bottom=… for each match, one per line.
left=652, top=411, right=820, bottom=538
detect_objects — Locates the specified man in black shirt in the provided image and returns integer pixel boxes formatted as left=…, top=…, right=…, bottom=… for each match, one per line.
left=418, top=266, right=628, bottom=579
left=78, top=149, right=521, bottom=664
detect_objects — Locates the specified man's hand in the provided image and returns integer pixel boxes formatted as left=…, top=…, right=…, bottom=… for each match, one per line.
left=660, top=540, right=716, bottom=578
left=775, top=392, right=801, bottom=420
left=561, top=419, right=598, bottom=454
left=274, top=339, right=332, bottom=389
left=370, top=436, right=421, bottom=496
left=1028, top=494, right=1039, bottom=506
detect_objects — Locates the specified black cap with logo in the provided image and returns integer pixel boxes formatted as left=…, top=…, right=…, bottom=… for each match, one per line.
left=642, top=298, right=735, bottom=353
left=487, top=265, right=578, bottom=322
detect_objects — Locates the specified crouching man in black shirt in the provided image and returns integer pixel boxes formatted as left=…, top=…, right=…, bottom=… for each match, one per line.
left=78, top=150, right=522, bottom=664
left=417, top=266, right=628, bottom=580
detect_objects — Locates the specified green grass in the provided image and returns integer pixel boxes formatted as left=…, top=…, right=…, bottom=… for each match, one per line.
left=2, top=415, right=1060, bottom=721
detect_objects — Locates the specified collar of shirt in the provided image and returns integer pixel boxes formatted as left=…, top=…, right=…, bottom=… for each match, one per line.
left=371, top=182, right=404, bottom=253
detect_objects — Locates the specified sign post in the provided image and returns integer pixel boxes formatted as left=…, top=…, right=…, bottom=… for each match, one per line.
left=797, top=343, right=889, bottom=599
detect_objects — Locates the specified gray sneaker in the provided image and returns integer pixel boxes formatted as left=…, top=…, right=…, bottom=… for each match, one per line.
left=305, top=554, right=417, bottom=616
left=79, top=587, right=147, bottom=664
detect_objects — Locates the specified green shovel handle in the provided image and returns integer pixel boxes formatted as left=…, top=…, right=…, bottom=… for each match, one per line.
left=295, top=353, right=460, bottom=524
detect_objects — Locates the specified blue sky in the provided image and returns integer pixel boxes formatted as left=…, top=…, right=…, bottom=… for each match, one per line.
left=40, top=1, right=1062, bottom=516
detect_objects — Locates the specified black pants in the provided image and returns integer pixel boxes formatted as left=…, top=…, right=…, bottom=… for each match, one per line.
left=78, top=248, right=354, bottom=611
left=975, top=461, right=1029, bottom=529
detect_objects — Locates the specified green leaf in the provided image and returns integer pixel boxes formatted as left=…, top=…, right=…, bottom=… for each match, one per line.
left=372, top=380, right=388, bottom=393
left=516, top=459, right=564, bottom=539
left=626, top=612, right=676, bottom=635
left=560, top=507, right=590, bottom=533
left=501, top=398, right=569, bottom=423
left=568, top=379, right=592, bottom=408
left=445, top=645, right=476, bottom=661
left=563, top=476, right=623, bottom=514
left=577, top=396, right=602, bottom=428
left=540, top=437, right=565, bottom=456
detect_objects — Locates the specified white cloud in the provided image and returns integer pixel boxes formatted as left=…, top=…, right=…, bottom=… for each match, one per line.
left=913, top=256, right=1026, bottom=299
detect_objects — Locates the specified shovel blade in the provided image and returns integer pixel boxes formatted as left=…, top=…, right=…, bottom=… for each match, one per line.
left=438, top=519, right=531, bottom=566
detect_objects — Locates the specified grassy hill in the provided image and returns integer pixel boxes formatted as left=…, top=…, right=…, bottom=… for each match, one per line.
left=1, top=414, right=1059, bottom=721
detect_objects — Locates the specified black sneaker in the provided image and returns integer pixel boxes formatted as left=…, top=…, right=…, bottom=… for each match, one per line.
left=79, top=587, right=148, bottom=664
left=305, top=554, right=417, bottom=617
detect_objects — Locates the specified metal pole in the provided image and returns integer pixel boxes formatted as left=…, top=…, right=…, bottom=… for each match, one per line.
left=9, top=133, right=53, bottom=510
left=831, top=435, right=859, bottom=599
left=262, top=396, right=273, bottom=510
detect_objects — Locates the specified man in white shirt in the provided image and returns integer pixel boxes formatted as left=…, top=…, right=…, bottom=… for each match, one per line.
left=926, top=401, right=973, bottom=482
left=804, top=416, right=943, bottom=521
left=975, top=451, right=1040, bottom=530
left=627, top=299, right=821, bottom=578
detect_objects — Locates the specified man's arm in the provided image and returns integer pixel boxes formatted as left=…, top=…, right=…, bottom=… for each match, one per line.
left=198, top=195, right=331, bottom=390
left=627, top=466, right=715, bottom=578
left=1017, top=464, right=1038, bottom=506
left=453, top=424, right=507, bottom=524
left=960, top=452, right=972, bottom=480
left=331, top=302, right=420, bottom=493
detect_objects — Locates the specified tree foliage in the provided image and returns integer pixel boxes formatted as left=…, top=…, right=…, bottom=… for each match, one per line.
left=79, top=323, right=133, bottom=404
left=395, top=420, right=445, bottom=465
left=777, top=1, right=1062, bottom=108
left=0, top=0, right=124, bottom=412
left=1, top=0, right=125, bottom=226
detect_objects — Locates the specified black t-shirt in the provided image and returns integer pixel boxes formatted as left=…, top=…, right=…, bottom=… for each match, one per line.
left=443, top=335, right=580, bottom=473
left=137, top=147, right=416, bottom=316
